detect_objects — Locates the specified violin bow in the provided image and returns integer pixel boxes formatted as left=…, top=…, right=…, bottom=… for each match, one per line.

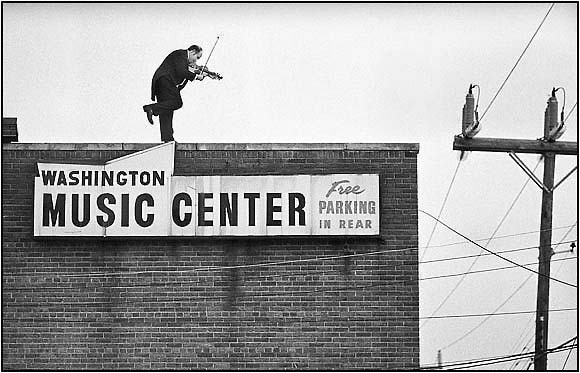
left=197, top=36, right=220, bottom=78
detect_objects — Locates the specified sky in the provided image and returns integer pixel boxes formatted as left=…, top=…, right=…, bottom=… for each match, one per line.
left=2, top=2, right=578, bottom=370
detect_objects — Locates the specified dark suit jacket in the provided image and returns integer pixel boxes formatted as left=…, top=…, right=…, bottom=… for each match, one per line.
left=151, top=49, right=197, bottom=101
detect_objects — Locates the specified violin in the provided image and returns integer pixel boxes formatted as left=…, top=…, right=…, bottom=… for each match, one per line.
left=190, top=65, right=223, bottom=80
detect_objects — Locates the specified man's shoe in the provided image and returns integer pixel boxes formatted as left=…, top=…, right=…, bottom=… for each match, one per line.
left=143, top=105, right=154, bottom=125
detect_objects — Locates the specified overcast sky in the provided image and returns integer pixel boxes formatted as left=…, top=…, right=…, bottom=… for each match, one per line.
left=2, top=3, right=577, bottom=369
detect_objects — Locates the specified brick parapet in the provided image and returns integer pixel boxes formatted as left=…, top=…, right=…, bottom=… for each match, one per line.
left=2, top=143, right=419, bottom=370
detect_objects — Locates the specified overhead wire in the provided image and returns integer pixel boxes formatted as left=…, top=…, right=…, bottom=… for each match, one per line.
left=421, top=256, right=574, bottom=282
left=5, top=245, right=416, bottom=279
left=440, top=223, right=577, bottom=353
left=511, top=341, right=534, bottom=370
left=421, top=158, right=544, bottom=329
left=420, top=335, right=577, bottom=370
left=437, top=226, right=577, bottom=357
left=507, top=223, right=578, bottom=369
left=4, top=241, right=577, bottom=292
left=525, top=356, right=534, bottom=370
left=562, top=337, right=577, bottom=369
left=2, top=308, right=576, bottom=324
left=4, top=229, right=576, bottom=298
left=4, top=238, right=576, bottom=292
left=421, top=239, right=575, bottom=265
left=529, top=336, right=578, bottom=369
left=479, top=3, right=555, bottom=122
left=4, top=217, right=576, bottom=315
left=419, top=160, right=462, bottom=262
left=421, top=224, right=575, bottom=251
left=3, top=256, right=576, bottom=308
left=508, top=318, right=539, bottom=370
left=4, top=223, right=576, bottom=282
left=564, top=101, right=577, bottom=122
left=518, top=320, right=578, bottom=370
left=522, top=334, right=537, bottom=370
left=419, top=210, right=577, bottom=288
left=511, top=312, right=558, bottom=370
left=447, top=345, right=576, bottom=370
left=440, top=273, right=534, bottom=350
left=420, top=308, right=575, bottom=320
left=436, top=345, right=577, bottom=370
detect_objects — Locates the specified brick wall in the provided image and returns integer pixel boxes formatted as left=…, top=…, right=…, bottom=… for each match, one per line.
left=2, top=143, right=419, bottom=370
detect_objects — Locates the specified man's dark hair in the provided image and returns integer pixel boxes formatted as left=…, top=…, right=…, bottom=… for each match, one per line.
left=187, top=45, right=202, bottom=53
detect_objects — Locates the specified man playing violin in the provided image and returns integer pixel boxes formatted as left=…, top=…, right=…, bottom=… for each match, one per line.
left=143, top=44, right=222, bottom=142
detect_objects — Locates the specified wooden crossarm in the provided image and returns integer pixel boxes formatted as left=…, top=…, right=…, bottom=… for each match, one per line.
left=453, top=136, right=578, bottom=155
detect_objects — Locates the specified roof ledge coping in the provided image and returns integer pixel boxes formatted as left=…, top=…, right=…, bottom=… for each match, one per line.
left=3, top=142, right=420, bottom=152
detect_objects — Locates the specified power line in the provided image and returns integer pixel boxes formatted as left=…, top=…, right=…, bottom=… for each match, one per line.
left=421, top=344, right=576, bottom=370
left=4, top=247, right=576, bottom=293
left=438, top=225, right=577, bottom=352
left=426, top=219, right=576, bottom=371
left=4, top=222, right=576, bottom=312
left=3, top=250, right=414, bottom=281
left=3, top=257, right=576, bottom=308
left=4, top=222, right=575, bottom=282
left=422, top=224, right=576, bottom=251
left=426, top=257, right=575, bottom=349
left=479, top=3, right=555, bottom=122
left=421, top=256, right=575, bottom=282
left=3, top=307, right=576, bottom=324
left=421, top=307, right=575, bottom=320
left=421, top=158, right=544, bottom=328
left=6, top=238, right=576, bottom=289
left=562, top=337, right=577, bottom=369
left=525, top=357, right=534, bottom=369
left=421, top=239, right=575, bottom=265
left=440, top=273, right=534, bottom=350
left=564, top=101, right=577, bottom=122
left=419, top=210, right=577, bottom=288
left=420, top=160, right=462, bottom=262
left=10, top=245, right=416, bottom=279
left=4, top=236, right=577, bottom=294
left=512, top=327, right=575, bottom=370
left=5, top=224, right=576, bottom=283
left=511, top=342, right=534, bottom=370
left=530, top=336, right=577, bottom=368
left=507, top=223, right=578, bottom=368
left=420, top=335, right=577, bottom=370
left=521, top=334, right=537, bottom=370
left=448, top=345, right=576, bottom=370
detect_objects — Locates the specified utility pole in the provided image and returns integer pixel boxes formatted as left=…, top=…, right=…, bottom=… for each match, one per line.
left=453, top=88, right=578, bottom=371
left=534, top=93, right=557, bottom=371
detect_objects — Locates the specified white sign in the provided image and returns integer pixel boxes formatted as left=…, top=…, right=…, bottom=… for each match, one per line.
left=34, top=143, right=379, bottom=237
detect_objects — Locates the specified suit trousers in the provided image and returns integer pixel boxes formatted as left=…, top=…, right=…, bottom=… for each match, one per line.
left=152, top=76, right=183, bottom=142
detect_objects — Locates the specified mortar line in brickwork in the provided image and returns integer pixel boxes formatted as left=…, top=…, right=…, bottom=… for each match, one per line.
left=4, top=226, right=576, bottom=282
left=4, top=259, right=576, bottom=311
left=5, top=239, right=577, bottom=292
left=8, top=246, right=416, bottom=279
left=5, top=278, right=416, bottom=306
left=2, top=307, right=575, bottom=323
left=4, top=257, right=575, bottom=301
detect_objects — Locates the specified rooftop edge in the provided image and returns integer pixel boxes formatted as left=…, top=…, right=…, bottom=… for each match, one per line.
left=2, top=143, right=420, bottom=152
